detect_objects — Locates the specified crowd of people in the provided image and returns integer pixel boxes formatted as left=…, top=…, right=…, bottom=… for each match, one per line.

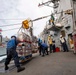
left=38, top=34, right=69, bottom=57
left=4, top=34, right=69, bottom=72
left=38, top=35, right=56, bottom=57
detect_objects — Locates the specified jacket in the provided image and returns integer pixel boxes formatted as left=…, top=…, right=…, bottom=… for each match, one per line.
left=7, top=39, right=18, bottom=49
left=48, top=36, right=53, bottom=44
left=41, top=43, right=48, bottom=48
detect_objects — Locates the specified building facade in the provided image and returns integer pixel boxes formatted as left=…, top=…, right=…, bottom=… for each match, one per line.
left=46, top=0, right=76, bottom=50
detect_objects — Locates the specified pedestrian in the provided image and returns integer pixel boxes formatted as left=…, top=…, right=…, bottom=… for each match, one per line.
left=5, top=36, right=25, bottom=72
left=48, top=35, right=53, bottom=53
left=41, top=40, right=48, bottom=57
left=60, top=35, right=69, bottom=52
left=38, top=38, right=42, bottom=55
left=52, top=40, right=56, bottom=52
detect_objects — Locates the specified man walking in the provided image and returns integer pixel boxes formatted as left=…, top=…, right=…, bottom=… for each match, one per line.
left=5, top=36, right=25, bottom=72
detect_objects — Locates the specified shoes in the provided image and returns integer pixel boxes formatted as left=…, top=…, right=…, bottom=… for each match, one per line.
left=42, top=55, right=44, bottom=57
left=50, top=51, right=52, bottom=53
left=5, top=65, right=9, bottom=70
left=39, top=54, right=41, bottom=55
left=17, top=67, right=25, bottom=72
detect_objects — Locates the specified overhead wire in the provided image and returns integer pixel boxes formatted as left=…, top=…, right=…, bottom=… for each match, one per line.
left=0, top=15, right=72, bottom=28
left=2, top=28, right=20, bottom=32
left=0, top=19, right=26, bottom=20
left=0, top=9, right=72, bottom=22
left=0, top=15, right=72, bottom=32
left=0, top=8, right=73, bottom=33
left=0, top=23, right=22, bottom=27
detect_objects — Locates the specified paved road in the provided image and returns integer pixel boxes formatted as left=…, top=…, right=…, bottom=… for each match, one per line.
left=0, top=51, right=76, bottom=75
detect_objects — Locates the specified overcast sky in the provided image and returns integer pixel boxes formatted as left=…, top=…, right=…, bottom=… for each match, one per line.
left=0, top=0, right=53, bottom=38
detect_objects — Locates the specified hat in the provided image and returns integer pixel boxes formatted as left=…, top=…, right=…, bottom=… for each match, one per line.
left=11, top=36, right=16, bottom=39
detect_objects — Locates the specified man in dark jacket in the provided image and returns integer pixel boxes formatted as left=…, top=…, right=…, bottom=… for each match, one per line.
left=41, top=41, right=48, bottom=56
left=38, top=38, right=42, bottom=55
left=5, top=36, right=25, bottom=72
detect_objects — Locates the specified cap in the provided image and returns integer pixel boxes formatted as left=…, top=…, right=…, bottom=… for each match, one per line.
left=11, top=36, right=16, bottom=39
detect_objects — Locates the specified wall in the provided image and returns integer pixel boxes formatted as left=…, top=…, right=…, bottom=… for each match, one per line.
left=53, top=0, right=73, bottom=50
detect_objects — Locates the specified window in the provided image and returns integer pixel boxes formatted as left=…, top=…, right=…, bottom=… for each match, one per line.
left=61, top=30, right=66, bottom=37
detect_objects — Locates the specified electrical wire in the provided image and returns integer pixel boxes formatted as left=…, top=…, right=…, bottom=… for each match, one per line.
left=0, top=15, right=71, bottom=28
left=2, top=28, right=20, bottom=32
left=0, top=23, right=21, bottom=27
left=0, top=19, right=26, bottom=20
left=0, top=9, right=72, bottom=22
left=1, top=16, right=72, bottom=32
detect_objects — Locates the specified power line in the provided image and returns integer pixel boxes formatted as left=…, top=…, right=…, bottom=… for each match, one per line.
left=0, top=15, right=71, bottom=28
left=0, top=9, right=72, bottom=23
left=1, top=16, right=71, bottom=32
left=0, top=23, right=22, bottom=27
left=2, top=28, right=20, bottom=32
left=0, top=19, right=26, bottom=20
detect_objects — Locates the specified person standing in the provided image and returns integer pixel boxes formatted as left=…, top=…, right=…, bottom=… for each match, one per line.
left=60, top=35, right=69, bottom=52
left=38, top=38, right=42, bottom=55
left=48, top=35, right=53, bottom=53
left=5, top=36, right=25, bottom=72
left=52, top=40, right=56, bottom=52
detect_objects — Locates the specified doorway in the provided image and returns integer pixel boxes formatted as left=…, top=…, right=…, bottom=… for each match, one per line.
left=61, top=30, right=66, bottom=37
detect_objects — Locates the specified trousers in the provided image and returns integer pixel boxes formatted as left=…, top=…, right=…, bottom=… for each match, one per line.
left=5, top=48, right=20, bottom=68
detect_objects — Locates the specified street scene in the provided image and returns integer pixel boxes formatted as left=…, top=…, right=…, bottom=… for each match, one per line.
left=0, top=0, right=76, bottom=75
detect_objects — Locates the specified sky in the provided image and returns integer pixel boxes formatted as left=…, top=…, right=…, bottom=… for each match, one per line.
left=0, top=0, right=53, bottom=38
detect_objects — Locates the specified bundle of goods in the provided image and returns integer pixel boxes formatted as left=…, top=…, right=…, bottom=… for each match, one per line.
left=31, top=42, right=38, bottom=53
left=17, top=32, right=31, bottom=42
left=16, top=32, right=32, bottom=57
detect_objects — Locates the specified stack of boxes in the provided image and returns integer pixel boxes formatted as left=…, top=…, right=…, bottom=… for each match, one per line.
left=16, top=32, right=32, bottom=57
